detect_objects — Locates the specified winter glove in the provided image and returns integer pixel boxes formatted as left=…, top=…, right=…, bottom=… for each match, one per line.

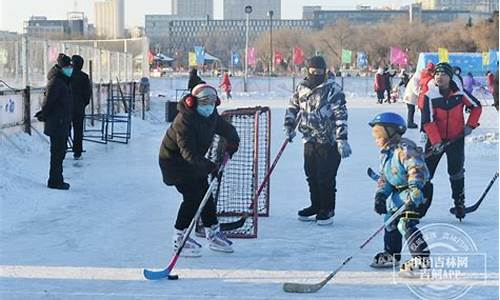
left=374, top=194, right=387, bottom=215
left=337, top=140, right=352, bottom=158
left=34, top=110, right=45, bottom=122
left=225, top=142, right=239, bottom=159
left=430, top=142, right=445, bottom=155
left=284, top=126, right=296, bottom=143
left=463, top=125, right=474, bottom=136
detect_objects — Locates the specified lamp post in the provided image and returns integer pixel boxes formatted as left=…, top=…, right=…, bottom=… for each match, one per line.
left=244, top=5, right=252, bottom=93
left=267, top=10, right=273, bottom=93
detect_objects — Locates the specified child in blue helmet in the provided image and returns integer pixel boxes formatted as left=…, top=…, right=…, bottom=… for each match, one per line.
left=369, top=112, right=431, bottom=276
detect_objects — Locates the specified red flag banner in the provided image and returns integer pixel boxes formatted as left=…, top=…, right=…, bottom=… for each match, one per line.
left=390, top=47, right=409, bottom=67
left=148, top=49, right=155, bottom=64
left=293, top=47, right=304, bottom=65
left=274, top=50, right=283, bottom=65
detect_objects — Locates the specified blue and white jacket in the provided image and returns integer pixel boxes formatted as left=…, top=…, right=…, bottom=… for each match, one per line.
left=375, top=138, right=430, bottom=213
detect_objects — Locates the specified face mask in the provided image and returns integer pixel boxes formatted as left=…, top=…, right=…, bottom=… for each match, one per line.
left=196, top=104, right=215, bottom=117
left=307, top=74, right=325, bottom=88
left=62, top=67, right=73, bottom=77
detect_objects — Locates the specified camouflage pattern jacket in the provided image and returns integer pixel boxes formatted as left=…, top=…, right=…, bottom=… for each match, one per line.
left=284, top=79, right=348, bottom=145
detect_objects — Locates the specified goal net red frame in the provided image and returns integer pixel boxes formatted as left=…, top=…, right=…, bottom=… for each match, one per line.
left=196, top=106, right=271, bottom=238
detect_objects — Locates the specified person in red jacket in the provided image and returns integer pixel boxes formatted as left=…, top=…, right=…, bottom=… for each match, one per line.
left=486, top=70, right=495, bottom=94
left=219, top=72, right=232, bottom=99
left=420, top=62, right=482, bottom=220
left=416, top=62, right=435, bottom=110
left=374, top=67, right=386, bottom=104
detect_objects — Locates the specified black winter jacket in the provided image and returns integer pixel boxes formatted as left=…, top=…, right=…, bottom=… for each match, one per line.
left=159, top=96, right=239, bottom=185
left=70, top=56, right=91, bottom=116
left=40, top=66, right=73, bottom=137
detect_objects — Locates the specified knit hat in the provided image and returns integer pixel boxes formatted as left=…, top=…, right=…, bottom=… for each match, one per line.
left=306, top=56, right=327, bottom=70
left=435, top=62, right=454, bottom=78
left=191, top=83, right=218, bottom=105
left=57, top=53, right=71, bottom=68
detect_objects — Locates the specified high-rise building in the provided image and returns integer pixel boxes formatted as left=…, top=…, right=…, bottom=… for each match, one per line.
left=95, top=0, right=125, bottom=39
left=172, top=0, right=213, bottom=19
left=223, top=0, right=281, bottom=19
left=417, top=0, right=498, bottom=13
left=24, top=13, right=89, bottom=39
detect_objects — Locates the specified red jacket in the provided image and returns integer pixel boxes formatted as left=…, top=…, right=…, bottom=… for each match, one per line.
left=416, top=69, right=434, bottom=110
left=421, top=79, right=482, bottom=145
left=220, top=74, right=232, bottom=92
left=487, top=73, right=495, bottom=93
left=374, top=73, right=385, bottom=92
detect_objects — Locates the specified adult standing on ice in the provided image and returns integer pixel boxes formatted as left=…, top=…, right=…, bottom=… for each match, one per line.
left=403, top=62, right=435, bottom=129
left=159, top=83, right=240, bottom=256
left=419, top=62, right=482, bottom=220
left=69, top=55, right=92, bottom=160
left=284, top=55, right=351, bottom=225
left=368, top=112, right=431, bottom=276
left=374, top=67, right=386, bottom=104
left=35, top=53, right=73, bottom=190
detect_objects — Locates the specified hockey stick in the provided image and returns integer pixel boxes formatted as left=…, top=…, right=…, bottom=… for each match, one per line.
left=283, top=204, right=407, bottom=293
left=144, top=154, right=230, bottom=280
left=449, top=171, right=498, bottom=215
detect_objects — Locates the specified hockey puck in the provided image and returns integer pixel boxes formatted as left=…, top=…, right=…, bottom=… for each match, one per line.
left=167, top=274, right=179, bottom=280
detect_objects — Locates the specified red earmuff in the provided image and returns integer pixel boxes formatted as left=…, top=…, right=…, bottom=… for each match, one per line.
left=185, top=95, right=196, bottom=108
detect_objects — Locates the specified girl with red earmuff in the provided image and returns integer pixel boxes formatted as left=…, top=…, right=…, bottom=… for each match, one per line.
left=158, top=83, right=239, bottom=256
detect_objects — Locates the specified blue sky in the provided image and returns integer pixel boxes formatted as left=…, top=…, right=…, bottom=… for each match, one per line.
left=0, top=0, right=412, bottom=33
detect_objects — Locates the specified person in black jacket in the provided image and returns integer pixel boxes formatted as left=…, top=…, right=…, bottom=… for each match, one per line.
left=159, top=83, right=240, bottom=257
left=187, top=68, right=205, bottom=91
left=35, top=54, right=73, bottom=190
left=70, top=55, right=91, bottom=159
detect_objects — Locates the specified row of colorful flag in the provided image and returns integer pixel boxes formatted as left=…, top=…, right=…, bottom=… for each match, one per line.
left=181, top=45, right=497, bottom=68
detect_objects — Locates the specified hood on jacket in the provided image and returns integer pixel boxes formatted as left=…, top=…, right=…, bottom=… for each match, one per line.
left=47, top=65, right=63, bottom=80
left=72, top=55, right=84, bottom=70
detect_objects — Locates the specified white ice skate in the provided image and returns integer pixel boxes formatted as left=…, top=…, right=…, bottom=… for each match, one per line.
left=399, top=256, right=431, bottom=278
left=205, top=224, right=234, bottom=253
left=370, top=251, right=400, bottom=268
left=173, top=229, right=202, bottom=257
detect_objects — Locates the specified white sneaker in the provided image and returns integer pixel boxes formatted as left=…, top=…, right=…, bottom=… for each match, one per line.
left=399, top=256, right=431, bottom=278
left=173, top=229, right=202, bottom=257
left=205, top=224, right=234, bottom=253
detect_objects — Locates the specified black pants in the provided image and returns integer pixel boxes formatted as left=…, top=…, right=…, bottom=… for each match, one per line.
left=406, top=103, right=416, bottom=125
left=71, top=113, right=85, bottom=156
left=174, top=177, right=218, bottom=230
left=385, top=88, right=391, bottom=101
left=376, top=91, right=384, bottom=103
left=304, top=142, right=341, bottom=213
left=48, top=135, right=67, bottom=185
left=384, top=217, right=429, bottom=260
left=424, top=137, right=465, bottom=203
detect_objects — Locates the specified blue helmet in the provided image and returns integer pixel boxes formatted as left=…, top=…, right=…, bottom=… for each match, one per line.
left=368, top=112, right=406, bottom=135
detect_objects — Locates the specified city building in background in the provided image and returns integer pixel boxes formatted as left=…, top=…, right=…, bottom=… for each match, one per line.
left=95, top=0, right=125, bottom=39
left=172, top=0, right=213, bottom=19
left=223, top=0, right=281, bottom=19
left=310, top=3, right=492, bottom=28
left=145, top=16, right=311, bottom=62
left=24, top=12, right=89, bottom=39
left=302, top=6, right=321, bottom=19
left=417, top=0, right=499, bottom=13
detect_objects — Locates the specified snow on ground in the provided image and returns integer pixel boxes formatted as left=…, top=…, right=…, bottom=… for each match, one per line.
left=0, top=78, right=498, bottom=299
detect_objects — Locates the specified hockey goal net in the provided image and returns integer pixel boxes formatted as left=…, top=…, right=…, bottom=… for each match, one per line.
left=196, top=106, right=271, bottom=238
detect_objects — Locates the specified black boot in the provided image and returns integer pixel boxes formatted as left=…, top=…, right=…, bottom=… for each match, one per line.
left=298, top=206, right=318, bottom=221
left=48, top=181, right=70, bottom=190
left=453, top=195, right=466, bottom=221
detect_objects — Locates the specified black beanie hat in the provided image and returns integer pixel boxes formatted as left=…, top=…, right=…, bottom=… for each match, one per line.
left=435, top=62, right=453, bottom=78
left=57, top=53, right=71, bottom=68
left=306, top=56, right=327, bottom=69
